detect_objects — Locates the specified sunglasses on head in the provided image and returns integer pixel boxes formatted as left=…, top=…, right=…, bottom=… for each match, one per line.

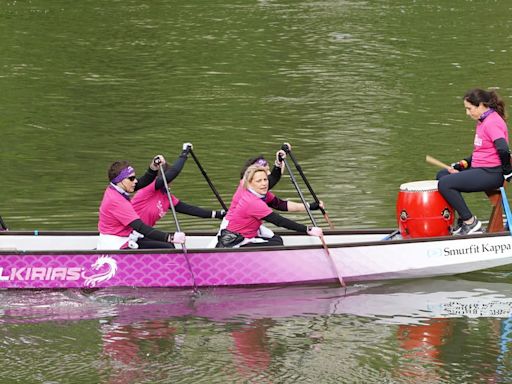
left=127, top=176, right=137, bottom=181
left=255, top=159, right=268, bottom=167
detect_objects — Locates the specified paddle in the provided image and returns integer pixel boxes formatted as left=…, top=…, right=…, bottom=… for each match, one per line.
left=500, top=187, right=512, bottom=232
left=281, top=156, right=346, bottom=287
left=281, top=144, right=335, bottom=229
left=382, top=229, right=400, bottom=241
left=0, top=216, right=8, bottom=231
left=426, top=155, right=451, bottom=170
left=158, top=161, right=199, bottom=292
left=189, top=149, right=228, bottom=211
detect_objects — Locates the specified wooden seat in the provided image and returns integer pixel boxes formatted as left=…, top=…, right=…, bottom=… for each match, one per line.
left=485, top=185, right=507, bottom=232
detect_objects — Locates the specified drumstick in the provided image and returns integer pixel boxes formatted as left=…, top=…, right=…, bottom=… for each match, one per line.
left=426, top=155, right=451, bottom=170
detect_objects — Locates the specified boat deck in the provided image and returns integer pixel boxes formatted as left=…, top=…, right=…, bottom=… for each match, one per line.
left=0, top=230, right=391, bottom=252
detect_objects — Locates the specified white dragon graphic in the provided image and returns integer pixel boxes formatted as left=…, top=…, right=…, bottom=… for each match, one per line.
left=84, top=255, right=118, bottom=287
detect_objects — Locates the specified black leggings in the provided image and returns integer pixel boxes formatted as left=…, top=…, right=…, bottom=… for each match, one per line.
left=436, top=167, right=503, bottom=221
left=137, top=238, right=175, bottom=249
left=240, top=235, right=284, bottom=247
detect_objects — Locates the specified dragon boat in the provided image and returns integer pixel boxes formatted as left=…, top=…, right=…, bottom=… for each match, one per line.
left=0, top=229, right=511, bottom=289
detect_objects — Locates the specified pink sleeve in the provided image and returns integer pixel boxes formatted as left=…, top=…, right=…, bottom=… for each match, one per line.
left=248, top=198, right=273, bottom=219
left=487, top=124, right=507, bottom=142
left=112, top=197, right=140, bottom=226
left=485, top=115, right=508, bottom=142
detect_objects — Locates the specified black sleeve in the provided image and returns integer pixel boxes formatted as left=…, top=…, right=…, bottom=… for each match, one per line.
left=135, top=168, right=158, bottom=191
left=464, top=155, right=472, bottom=168
left=268, top=165, right=282, bottom=189
left=267, top=196, right=288, bottom=211
left=155, top=151, right=188, bottom=190
left=175, top=201, right=213, bottom=218
left=494, top=138, right=512, bottom=174
left=129, top=219, right=169, bottom=242
left=262, top=212, right=308, bottom=233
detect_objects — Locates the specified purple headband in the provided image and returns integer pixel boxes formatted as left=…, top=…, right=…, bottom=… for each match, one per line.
left=111, top=166, right=135, bottom=183
left=254, top=159, right=268, bottom=167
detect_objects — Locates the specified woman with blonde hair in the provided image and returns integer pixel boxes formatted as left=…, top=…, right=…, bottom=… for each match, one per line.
left=216, top=165, right=323, bottom=248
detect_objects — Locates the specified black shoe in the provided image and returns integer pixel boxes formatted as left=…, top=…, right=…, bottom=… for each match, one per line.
left=454, top=217, right=482, bottom=236
left=452, top=218, right=464, bottom=235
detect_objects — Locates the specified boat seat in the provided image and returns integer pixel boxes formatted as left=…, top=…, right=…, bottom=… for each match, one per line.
left=485, top=184, right=507, bottom=232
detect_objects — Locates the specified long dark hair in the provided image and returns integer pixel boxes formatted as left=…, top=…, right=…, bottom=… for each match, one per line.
left=464, top=88, right=507, bottom=120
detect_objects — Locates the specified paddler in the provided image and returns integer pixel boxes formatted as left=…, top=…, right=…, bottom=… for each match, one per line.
left=97, top=156, right=185, bottom=250
left=216, top=165, right=323, bottom=248
left=131, top=143, right=226, bottom=227
left=214, top=143, right=323, bottom=243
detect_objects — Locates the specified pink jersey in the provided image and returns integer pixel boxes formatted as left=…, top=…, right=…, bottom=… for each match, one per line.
left=225, top=180, right=275, bottom=221
left=226, top=189, right=273, bottom=238
left=131, top=180, right=180, bottom=227
left=98, top=186, right=140, bottom=237
left=472, top=111, right=509, bottom=168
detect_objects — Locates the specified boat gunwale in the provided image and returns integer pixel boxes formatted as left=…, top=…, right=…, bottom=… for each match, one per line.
left=0, top=229, right=508, bottom=255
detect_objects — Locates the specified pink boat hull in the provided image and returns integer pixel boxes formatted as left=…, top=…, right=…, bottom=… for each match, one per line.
left=0, top=248, right=337, bottom=289
left=2, top=230, right=512, bottom=288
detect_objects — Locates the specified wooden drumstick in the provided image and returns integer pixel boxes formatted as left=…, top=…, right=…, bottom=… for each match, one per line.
left=425, top=155, right=451, bottom=170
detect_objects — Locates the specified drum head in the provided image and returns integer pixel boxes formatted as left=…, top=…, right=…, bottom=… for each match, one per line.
left=399, top=180, right=438, bottom=192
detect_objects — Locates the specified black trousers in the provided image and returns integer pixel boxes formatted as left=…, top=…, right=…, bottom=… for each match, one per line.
left=436, top=167, right=503, bottom=221
left=137, top=238, right=175, bottom=249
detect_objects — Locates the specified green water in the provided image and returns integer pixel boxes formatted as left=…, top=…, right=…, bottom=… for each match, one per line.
left=2, top=0, right=510, bottom=231
left=1, top=1, right=512, bottom=382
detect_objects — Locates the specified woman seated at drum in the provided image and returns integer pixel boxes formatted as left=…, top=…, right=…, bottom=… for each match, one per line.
left=131, top=143, right=226, bottom=227
left=97, top=158, right=185, bottom=250
left=437, top=88, right=512, bottom=236
left=216, top=165, right=323, bottom=248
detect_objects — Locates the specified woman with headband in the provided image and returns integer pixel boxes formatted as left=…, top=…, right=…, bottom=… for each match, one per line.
left=97, top=155, right=185, bottom=250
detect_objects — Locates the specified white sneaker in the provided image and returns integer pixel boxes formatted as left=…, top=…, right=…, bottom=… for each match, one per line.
left=454, top=217, right=482, bottom=236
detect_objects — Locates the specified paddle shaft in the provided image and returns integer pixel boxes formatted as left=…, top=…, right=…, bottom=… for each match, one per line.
left=425, top=155, right=451, bottom=170
left=282, top=157, right=345, bottom=287
left=0, top=216, right=7, bottom=230
left=159, top=163, right=198, bottom=291
left=189, top=149, right=228, bottom=211
left=282, top=145, right=335, bottom=229
left=282, top=158, right=317, bottom=225
left=500, top=187, right=512, bottom=232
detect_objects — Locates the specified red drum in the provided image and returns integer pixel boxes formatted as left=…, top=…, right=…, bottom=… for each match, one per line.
left=396, top=180, right=454, bottom=238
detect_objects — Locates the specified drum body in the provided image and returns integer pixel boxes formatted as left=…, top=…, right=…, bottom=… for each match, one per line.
left=396, top=180, right=454, bottom=238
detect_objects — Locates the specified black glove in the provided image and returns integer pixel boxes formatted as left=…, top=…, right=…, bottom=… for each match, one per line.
left=309, top=202, right=320, bottom=210
left=213, top=209, right=227, bottom=219
left=451, top=159, right=469, bottom=171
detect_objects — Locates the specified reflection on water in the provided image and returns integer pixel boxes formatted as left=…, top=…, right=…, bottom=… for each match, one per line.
left=1, top=277, right=512, bottom=382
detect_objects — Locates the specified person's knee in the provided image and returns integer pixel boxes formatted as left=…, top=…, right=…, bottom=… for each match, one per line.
left=436, top=169, right=449, bottom=180
left=437, top=176, right=452, bottom=194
